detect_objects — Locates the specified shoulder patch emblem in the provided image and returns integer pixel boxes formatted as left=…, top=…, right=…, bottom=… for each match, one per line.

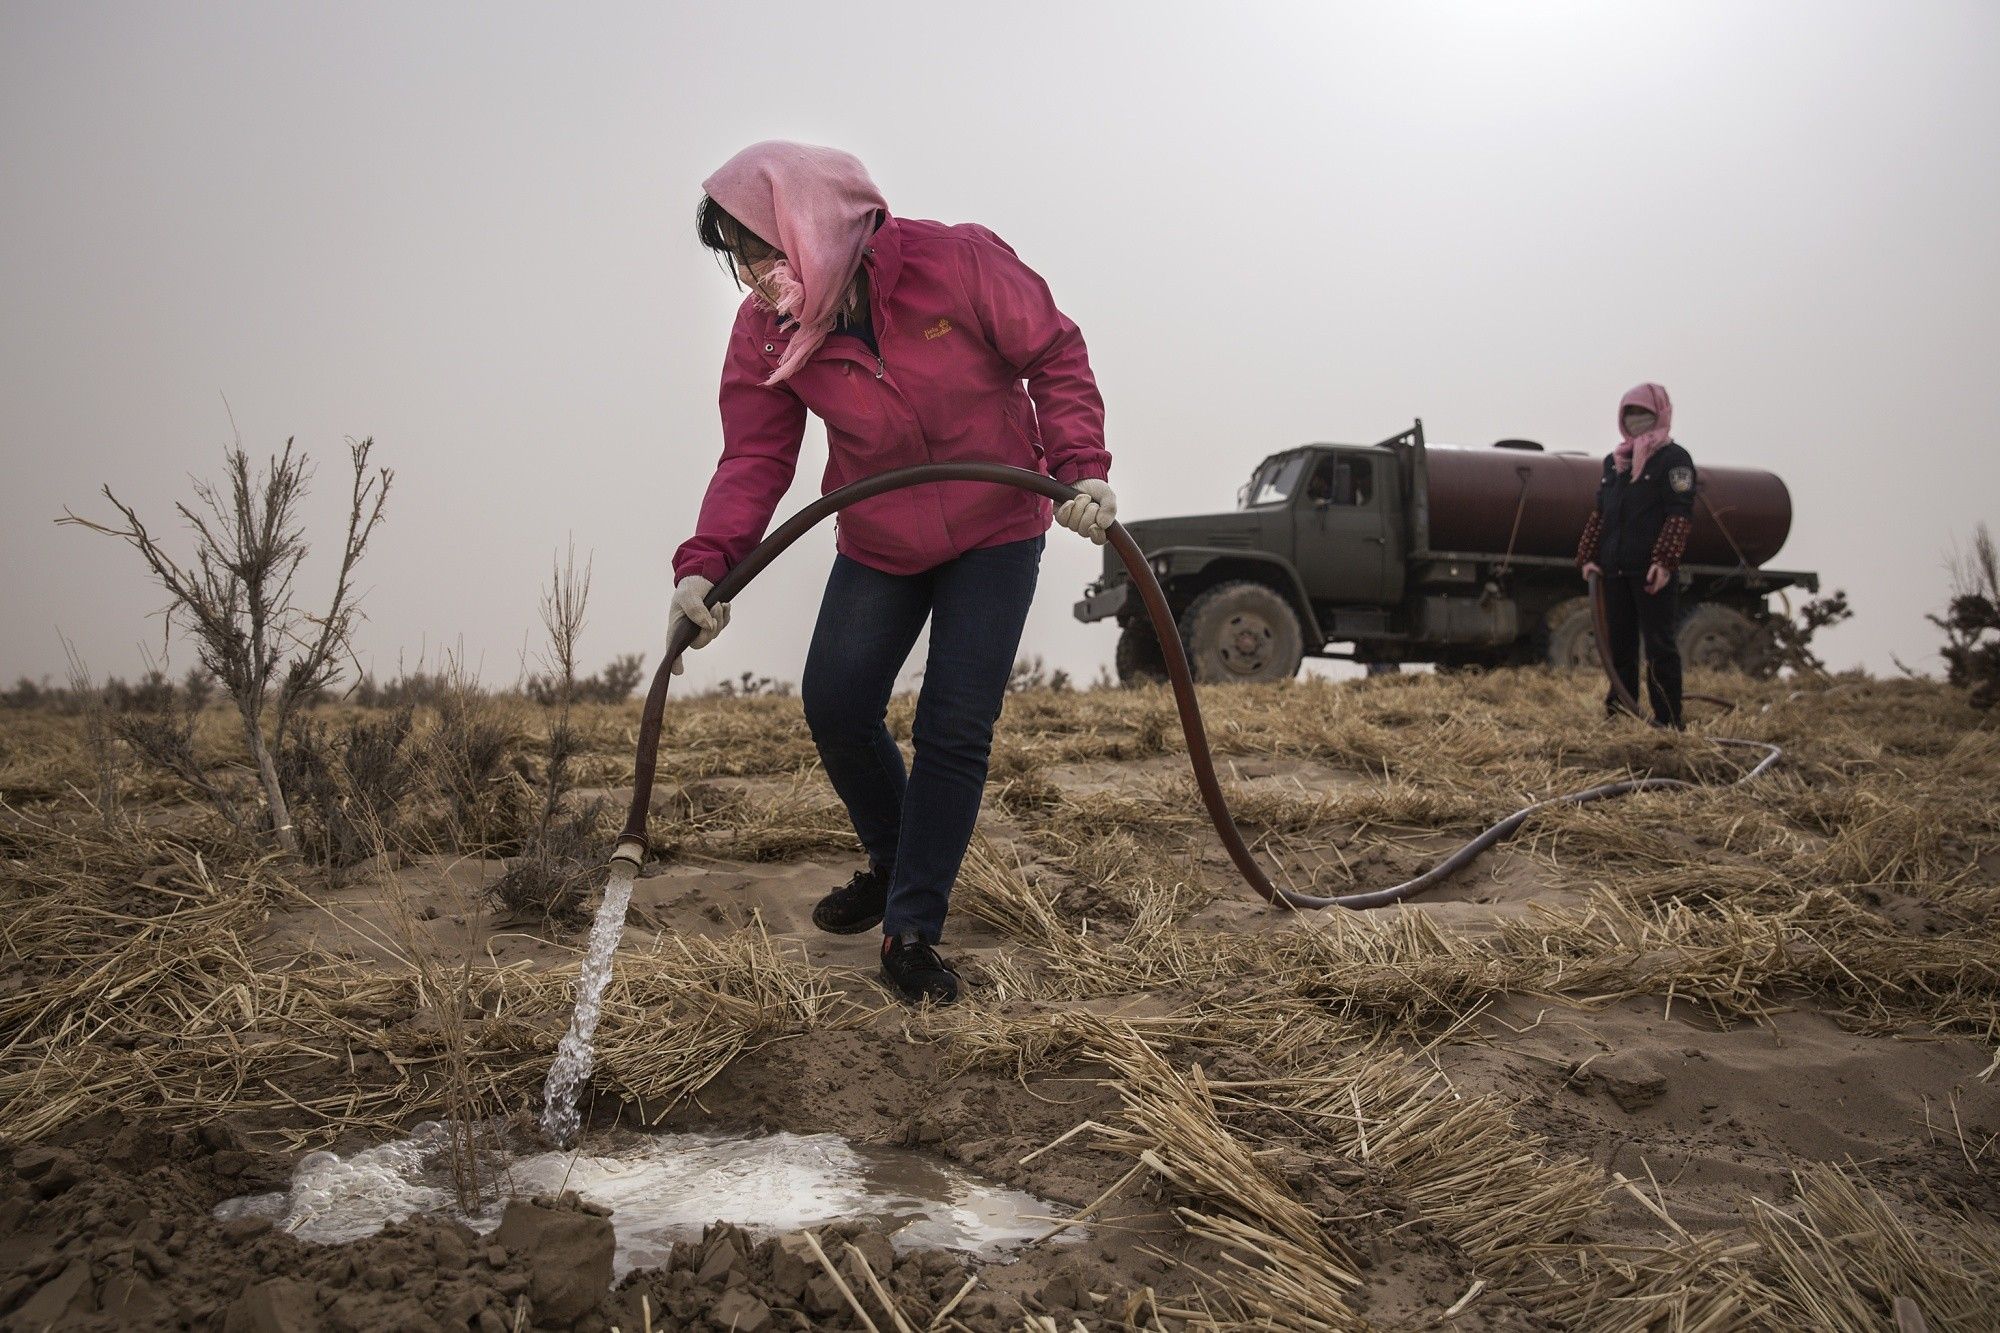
left=1669, top=466, right=1694, bottom=494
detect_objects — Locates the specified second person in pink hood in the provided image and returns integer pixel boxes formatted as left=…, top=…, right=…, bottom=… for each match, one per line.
left=668, top=141, right=1115, bottom=1005
left=1575, top=382, right=1695, bottom=727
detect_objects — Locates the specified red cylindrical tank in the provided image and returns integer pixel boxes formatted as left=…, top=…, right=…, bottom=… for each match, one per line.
left=1422, top=445, right=1792, bottom=567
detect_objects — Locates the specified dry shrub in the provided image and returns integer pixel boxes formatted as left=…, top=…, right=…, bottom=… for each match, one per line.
left=478, top=543, right=606, bottom=922
left=1006, top=655, right=1073, bottom=693
left=486, top=799, right=608, bottom=922
left=1766, top=589, right=1855, bottom=678
left=424, top=682, right=532, bottom=853
left=278, top=705, right=419, bottom=867
left=1930, top=523, right=2000, bottom=710
left=59, top=436, right=392, bottom=856
left=111, top=687, right=252, bottom=840
left=524, top=651, right=645, bottom=705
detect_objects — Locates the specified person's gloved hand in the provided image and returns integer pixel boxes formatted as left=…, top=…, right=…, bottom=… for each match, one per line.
left=666, top=576, right=729, bottom=676
left=1055, top=479, right=1118, bottom=546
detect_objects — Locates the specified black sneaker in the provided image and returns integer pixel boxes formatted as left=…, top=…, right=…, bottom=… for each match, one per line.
left=880, top=932, right=960, bottom=1005
left=812, top=866, right=889, bottom=935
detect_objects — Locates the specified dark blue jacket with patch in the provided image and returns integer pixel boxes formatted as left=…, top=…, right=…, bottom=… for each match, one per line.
left=1584, top=442, right=1697, bottom=575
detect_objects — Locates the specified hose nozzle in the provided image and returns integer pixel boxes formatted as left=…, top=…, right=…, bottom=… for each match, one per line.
left=608, top=837, right=646, bottom=873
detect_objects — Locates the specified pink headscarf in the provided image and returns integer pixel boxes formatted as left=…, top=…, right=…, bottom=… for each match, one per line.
left=1615, top=382, right=1674, bottom=477
left=702, top=141, right=888, bottom=387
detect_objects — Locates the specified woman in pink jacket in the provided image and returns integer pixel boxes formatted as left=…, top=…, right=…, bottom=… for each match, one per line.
left=668, top=141, right=1115, bottom=1005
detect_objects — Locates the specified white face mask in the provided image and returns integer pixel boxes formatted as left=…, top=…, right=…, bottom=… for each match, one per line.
left=1623, top=409, right=1659, bottom=436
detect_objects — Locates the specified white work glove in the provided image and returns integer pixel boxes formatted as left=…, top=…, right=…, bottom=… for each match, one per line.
left=666, top=576, right=729, bottom=676
left=1055, top=479, right=1117, bottom=546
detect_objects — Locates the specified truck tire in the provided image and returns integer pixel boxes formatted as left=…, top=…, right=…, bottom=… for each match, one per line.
left=1676, top=603, right=1773, bottom=674
left=1181, top=581, right=1305, bottom=684
left=1541, top=597, right=1600, bottom=668
left=1114, top=620, right=1169, bottom=685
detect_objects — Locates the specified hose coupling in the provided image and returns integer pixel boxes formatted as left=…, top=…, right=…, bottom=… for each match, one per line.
left=608, top=836, right=647, bottom=872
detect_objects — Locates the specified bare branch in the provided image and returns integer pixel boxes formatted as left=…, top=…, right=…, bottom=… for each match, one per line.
left=538, top=538, right=592, bottom=704
left=273, top=436, right=393, bottom=750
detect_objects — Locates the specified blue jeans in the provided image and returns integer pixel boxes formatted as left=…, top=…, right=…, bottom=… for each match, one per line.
left=800, top=535, right=1044, bottom=943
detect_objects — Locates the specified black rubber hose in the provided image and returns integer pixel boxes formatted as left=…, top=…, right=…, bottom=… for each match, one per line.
left=619, top=463, right=1775, bottom=911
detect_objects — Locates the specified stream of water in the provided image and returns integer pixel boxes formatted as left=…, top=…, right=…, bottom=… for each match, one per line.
left=537, top=861, right=636, bottom=1145
left=226, top=857, right=1078, bottom=1280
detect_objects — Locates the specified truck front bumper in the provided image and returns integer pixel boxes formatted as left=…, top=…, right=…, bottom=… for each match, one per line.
left=1074, top=580, right=1130, bottom=623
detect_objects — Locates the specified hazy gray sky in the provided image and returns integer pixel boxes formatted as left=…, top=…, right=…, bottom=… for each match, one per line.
left=4, top=2, right=1996, bottom=692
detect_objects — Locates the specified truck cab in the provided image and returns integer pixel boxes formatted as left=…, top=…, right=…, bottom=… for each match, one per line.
left=1077, top=441, right=1412, bottom=682
left=1251, top=445, right=1406, bottom=609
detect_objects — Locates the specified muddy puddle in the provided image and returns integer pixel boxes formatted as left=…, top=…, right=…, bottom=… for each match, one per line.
left=215, top=1123, right=1073, bottom=1278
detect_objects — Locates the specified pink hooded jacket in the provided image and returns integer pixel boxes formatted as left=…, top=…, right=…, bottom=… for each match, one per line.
left=672, top=159, right=1109, bottom=584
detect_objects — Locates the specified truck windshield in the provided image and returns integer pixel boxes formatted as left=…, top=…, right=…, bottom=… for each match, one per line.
left=1241, top=454, right=1309, bottom=508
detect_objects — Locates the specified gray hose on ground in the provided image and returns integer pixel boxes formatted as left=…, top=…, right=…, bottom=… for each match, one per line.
left=617, top=464, right=1778, bottom=910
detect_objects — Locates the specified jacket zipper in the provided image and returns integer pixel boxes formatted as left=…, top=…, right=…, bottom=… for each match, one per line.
left=868, top=348, right=920, bottom=451
left=859, top=244, right=948, bottom=544
left=866, top=342, right=953, bottom=549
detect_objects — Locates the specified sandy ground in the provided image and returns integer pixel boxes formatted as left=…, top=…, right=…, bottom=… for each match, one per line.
left=3, top=675, right=1997, bottom=1329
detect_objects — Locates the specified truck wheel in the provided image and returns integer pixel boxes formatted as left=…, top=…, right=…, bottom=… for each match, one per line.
left=1676, top=603, right=1769, bottom=673
left=1180, top=581, right=1305, bottom=684
left=1114, top=620, right=1169, bottom=685
left=1541, top=597, right=1600, bottom=668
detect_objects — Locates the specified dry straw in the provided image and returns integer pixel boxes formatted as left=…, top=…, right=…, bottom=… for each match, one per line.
left=4, top=667, right=1997, bottom=1328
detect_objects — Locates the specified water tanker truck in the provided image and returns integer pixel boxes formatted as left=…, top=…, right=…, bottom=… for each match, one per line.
left=1075, top=420, right=1817, bottom=683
